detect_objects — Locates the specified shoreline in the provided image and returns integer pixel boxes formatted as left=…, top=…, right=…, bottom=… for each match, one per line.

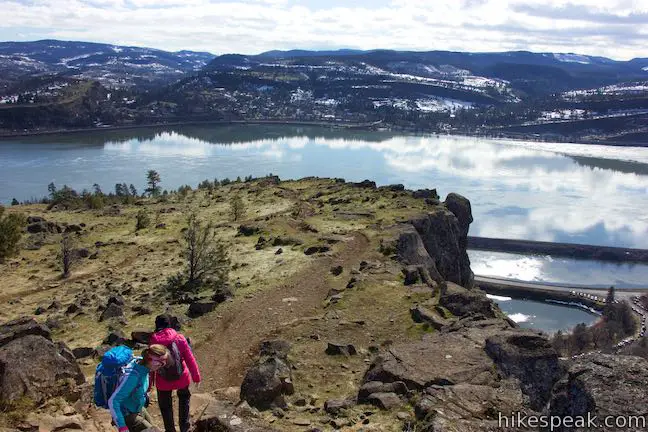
left=1, top=118, right=647, bottom=148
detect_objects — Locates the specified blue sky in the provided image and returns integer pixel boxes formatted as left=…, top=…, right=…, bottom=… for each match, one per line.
left=1, top=0, right=646, bottom=59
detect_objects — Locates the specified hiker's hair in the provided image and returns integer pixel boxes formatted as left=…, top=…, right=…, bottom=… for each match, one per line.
left=142, top=344, right=167, bottom=360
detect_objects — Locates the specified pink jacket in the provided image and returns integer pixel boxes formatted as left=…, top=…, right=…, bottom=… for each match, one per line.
left=149, top=328, right=201, bottom=391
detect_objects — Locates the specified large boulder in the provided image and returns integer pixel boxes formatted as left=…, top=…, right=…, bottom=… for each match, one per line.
left=0, top=317, right=51, bottom=348
left=0, top=335, right=85, bottom=403
left=240, top=340, right=294, bottom=410
left=548, top=354, right=648, bottom=432
left=485, top=331, right=562, bottom=411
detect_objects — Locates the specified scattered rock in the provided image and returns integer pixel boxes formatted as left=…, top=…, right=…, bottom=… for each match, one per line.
left=188, top=301, right=217, bottom=318
left=103, top=330, right=126, bottom=346
left=358, top=381, right=408, bottom=402
left=410, top=305, right=450, bottom=330
left=65, top=303, right=82, bottom=315
left=213, top=286, right=234, bottom=304
left=240, top=340, right=295, bottom=410
left=381, top=184, right=405, bottom=192
left=238, top=225, right=261, bottom=236
left=292, top=418, right=311, bottom=426
left=304, top=245, right=330, bottom=255
left=412, top=189, right=439, bottom=200
left=27, top=216, right=45, bottom=224
left=34, top=306, right=47, bottom=315
left=345, top=278, right=357, bottom=289
left=272, top=236, right=303, bottom=247
left=396, top=412, right=410, bottom=421
left=99, top=303, right=124, bottom=321
left=89, top=251, right=100, bottom=260
left=0, top=316, right=51, bottom=347
left=45, top=317, right=61, bottom=329
left=324, top=399, right=355, bottom=416
left=72, top=346, right=94, bottom=359
left=195, top=398, right=277, bottom=431
left=325, top=342, right=357, bottom=356
left=275, top=248, right=283, bottom=255
left=26, top=221, right=62, bottom=234
left=131, top=330, right=152, bottom=344
left=330, top=266, right=343, bottom=276
left=48, top=301, right=62, bottom=310
left=107, top=295, right=125, bottom=306
left=65, top=224, right=83, bottom=233
left=132, top=305, right=152, bottom=315
left=366, top=392, right=402, bottom=410
left=353, top=180, right=377, bottom=189
left=155, top=223, right=167, bottom=229
left=255, top=236, right=268, bottom=250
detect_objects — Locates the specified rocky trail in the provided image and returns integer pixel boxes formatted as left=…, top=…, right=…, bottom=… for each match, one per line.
left=193, top=231, right=370, bottom=389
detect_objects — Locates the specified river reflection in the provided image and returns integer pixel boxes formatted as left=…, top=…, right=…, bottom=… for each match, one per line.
left=1, top=124, right=647, bottom=248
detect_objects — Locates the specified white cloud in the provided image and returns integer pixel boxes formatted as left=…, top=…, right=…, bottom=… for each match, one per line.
left=0, top=0, right=647, bottom=59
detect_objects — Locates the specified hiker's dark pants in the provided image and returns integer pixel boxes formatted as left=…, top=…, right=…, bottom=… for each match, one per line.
left=157, top=387, right=191, bottom=432
left=124, top=407, right=155, bottom=432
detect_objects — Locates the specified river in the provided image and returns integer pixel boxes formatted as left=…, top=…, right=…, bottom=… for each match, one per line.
left=1, top=124, right=647, bottom=332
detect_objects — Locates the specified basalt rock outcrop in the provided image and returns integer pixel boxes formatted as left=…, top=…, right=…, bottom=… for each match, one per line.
left=548, top=354, right=648, bottom=432
left=485, top=331, right=562, bottom=411
left=0, top=318, right=84, bottom=405
left=388, top=193, right=474, bottom=288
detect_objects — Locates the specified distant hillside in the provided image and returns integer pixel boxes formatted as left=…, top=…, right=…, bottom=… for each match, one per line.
left=0, top=39, right=215, bottom=91
left=2, top=41, right=648, bottom=141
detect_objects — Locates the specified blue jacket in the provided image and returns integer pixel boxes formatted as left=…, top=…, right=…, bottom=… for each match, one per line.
left=108, top=361, right=150, bottom=429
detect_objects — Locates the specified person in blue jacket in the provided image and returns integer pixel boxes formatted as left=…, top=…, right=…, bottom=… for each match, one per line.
left=108, top=344, right=167, bottom=432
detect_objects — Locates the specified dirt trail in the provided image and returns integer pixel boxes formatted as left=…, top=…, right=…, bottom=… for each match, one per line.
left=192, top=231, right=370, bottom=389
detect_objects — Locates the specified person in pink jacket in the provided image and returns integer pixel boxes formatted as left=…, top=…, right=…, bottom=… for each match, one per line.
left=149, top=314, right=201, bottom=432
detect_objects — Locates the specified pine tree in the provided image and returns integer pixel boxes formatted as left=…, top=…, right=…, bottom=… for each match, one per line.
left=145, top=170, right=161, bottom=197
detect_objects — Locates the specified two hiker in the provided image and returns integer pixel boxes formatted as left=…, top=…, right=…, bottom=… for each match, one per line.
left=96, top=314, right=201, bottom=432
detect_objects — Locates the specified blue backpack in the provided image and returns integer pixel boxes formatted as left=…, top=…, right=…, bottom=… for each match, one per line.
left=94, top=346, right=135, bottom=408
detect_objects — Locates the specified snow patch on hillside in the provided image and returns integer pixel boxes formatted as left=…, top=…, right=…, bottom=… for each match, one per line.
left=553, top=53, right=591, bottom=64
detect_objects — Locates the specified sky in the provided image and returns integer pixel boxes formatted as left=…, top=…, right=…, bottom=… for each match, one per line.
left=1, top=0, right=647, bottom=59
